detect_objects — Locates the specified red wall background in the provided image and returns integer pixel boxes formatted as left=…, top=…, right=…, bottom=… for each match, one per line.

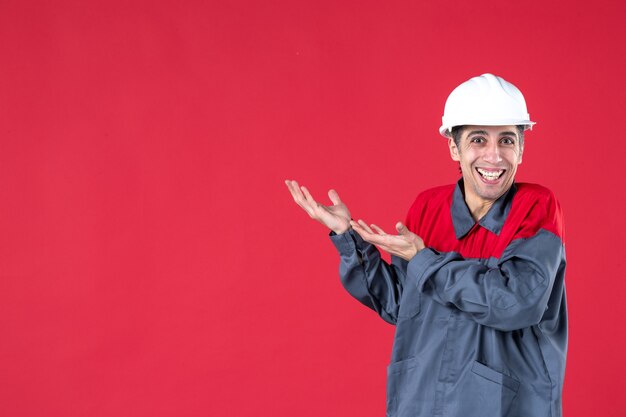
left=1, top=0, right=625, bottom=416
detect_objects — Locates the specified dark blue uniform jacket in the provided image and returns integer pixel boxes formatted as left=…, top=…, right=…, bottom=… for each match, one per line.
left=330, top=181, right=567, bottom=417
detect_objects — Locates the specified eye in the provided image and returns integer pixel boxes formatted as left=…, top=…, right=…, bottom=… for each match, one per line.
left=500, top=137, right=515, bottom=145
left=470, top=136, right=485, bottom=143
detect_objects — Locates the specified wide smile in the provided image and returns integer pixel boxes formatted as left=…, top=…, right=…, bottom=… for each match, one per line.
left=476, top=168, right=505, bottom=183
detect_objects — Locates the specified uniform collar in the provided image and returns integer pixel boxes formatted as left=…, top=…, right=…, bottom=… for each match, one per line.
left=451, top=178, right=517, bottom=239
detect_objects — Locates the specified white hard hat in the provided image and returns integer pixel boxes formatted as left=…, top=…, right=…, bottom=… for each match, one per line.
left=439, top=73, right=535, bottom=137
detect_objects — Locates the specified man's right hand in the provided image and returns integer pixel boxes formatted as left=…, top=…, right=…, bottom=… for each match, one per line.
left=285, top=180, right=352, bottom=235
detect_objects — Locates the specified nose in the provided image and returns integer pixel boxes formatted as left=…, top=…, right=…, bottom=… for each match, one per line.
left=483, top=141, right=502, bottom=164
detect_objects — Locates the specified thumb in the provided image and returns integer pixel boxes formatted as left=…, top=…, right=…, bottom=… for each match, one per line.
left=328, top=189, right=342, bottom=205
left=396, top=222, right=410, bottom=235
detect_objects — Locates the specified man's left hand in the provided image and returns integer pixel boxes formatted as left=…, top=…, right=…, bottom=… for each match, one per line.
left=350, top=220, right=425, bottom=261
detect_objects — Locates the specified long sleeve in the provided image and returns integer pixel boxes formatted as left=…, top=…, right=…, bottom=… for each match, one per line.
left=408, top=229, right=565, bottom=331
left=330, top=230, right=408, bottom=325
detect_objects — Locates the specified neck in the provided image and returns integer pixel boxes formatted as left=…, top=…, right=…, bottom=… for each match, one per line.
left=465, top=194, right=494, bottom=222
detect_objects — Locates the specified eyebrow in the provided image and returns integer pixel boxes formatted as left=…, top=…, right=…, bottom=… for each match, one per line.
left=467, top=130, right=518, bottom=137
left=467, top=130, right=488, bottom=136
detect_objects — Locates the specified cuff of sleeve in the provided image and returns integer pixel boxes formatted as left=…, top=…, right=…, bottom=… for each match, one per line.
left=407, top=248, right=441, bottom=291
left=329, top=229, right=358, bottom=253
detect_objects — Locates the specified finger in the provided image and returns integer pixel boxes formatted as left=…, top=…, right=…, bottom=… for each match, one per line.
left=285, top=180, right=305, bottom=201
left=300, top=185, right=323, bottom=213
left=396, top=222, right=410, bottom=236
left=370, top=224, right=387, bottom=235
left=351, top=222, right=380, bottom=243
left=286, top=181, right=317, bottom=216
left=300, top=186, right=319, bottom=206
left=350, top=221, right=370, bottom=236
left=357, top=219, right=375, bottom=234
left=351, top=227, right=392, bottom=251
left=285, top=180, right=304, bottom=204
left=328, top=189, right=342, bottom=206
left=284, top=179, right=295, bottom=194
left=285, top=180, right=301, bottom=201
left=350, top=220, right=364, bottom=232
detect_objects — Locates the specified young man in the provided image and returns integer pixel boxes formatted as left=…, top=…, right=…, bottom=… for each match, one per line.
left=285, top=74, right=567, bottom=417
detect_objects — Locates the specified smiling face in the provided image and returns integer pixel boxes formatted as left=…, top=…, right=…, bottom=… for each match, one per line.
left=448, top=125, right=524, bottom=218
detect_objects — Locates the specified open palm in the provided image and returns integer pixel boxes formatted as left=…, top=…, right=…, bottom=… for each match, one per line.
left=285, top=180, right=351, bottom=234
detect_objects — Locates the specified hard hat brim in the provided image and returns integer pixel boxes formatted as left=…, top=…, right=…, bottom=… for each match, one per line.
left=439, top=120, right=536, bottom=138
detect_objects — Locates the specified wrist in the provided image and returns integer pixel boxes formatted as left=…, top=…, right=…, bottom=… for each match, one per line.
left=331, top=218, right=352, bottom=235
left=332, top=226, right=351, bottom=235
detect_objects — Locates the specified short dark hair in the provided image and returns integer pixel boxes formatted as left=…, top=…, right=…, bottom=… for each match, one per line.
left=450, top=125, right=526, bottom=150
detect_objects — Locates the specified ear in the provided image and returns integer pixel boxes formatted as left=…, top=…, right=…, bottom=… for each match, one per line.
left=518, top=144, right=524, bottom=165
left=448, top=137, right=460, bottom=162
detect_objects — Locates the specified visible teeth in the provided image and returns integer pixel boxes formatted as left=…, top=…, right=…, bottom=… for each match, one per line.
left=477, top=168, right=503, bottom=180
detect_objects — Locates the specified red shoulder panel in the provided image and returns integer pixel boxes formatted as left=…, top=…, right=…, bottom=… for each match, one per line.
left=405, top=184, right=456, bottom=250
left=511, top=183, right=564, bottom=243
left=405, top=183, right=564, bottom=260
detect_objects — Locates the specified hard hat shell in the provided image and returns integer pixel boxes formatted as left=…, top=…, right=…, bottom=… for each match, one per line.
left=439, top=73, right=535, bottom=137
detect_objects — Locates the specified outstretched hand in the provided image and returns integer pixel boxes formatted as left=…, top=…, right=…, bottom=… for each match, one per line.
left=350, top=220, right=425, bottom=261
left=285, top=180, right=352, bottom=235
